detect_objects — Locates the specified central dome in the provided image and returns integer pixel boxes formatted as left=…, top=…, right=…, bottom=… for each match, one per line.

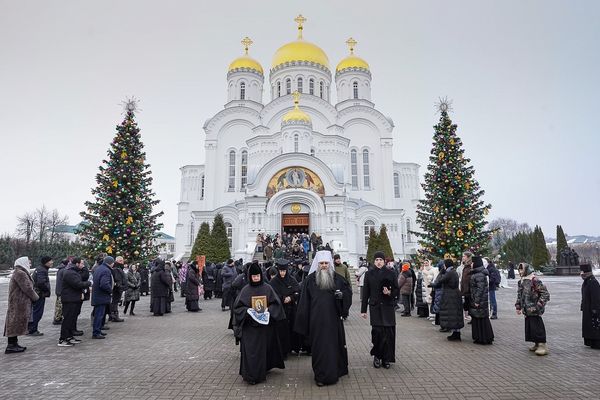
left=271, top=14, right=329, bottom=70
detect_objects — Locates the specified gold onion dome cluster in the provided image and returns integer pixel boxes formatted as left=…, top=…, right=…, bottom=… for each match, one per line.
left=282, top=92, right=311, bottom=124
left=336, top=37, right=369, bottom=73
left=228, top=37, right=264, bottom=75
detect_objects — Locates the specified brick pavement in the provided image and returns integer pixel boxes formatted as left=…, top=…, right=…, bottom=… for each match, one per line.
left=0, top=276, right=598, bottom=400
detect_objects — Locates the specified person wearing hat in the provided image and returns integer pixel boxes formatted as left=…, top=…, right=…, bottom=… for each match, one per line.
left=515, top=263, right=550, bottom=355
left=269, top=259, right=301, bottom=356
left=4, top=257, right=39, bottom=354
left=295, top=250, right=352, bottom=386
left=398, top=263, right=414, bottom=317
left=233, top=261, right=285, bottom=385
left=469, top=256, right=494, bottom=345
left=361, top=251, right=399, bottom=369
left=91, top=256, right=115, bottom=339
left=333, top=254, right=352, bottom=290
left=579, top=264, right=600, bottom=349
left=27, top=256, right=53, bottom=336
left=221, top=259, right=237, bottom=312
left=432, top=259, right=464, bottom=341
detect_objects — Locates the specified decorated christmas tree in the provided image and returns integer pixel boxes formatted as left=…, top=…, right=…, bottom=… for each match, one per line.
left=415, top=99, right=493, bottom=259
left=79, top=99, right=163, bottom=260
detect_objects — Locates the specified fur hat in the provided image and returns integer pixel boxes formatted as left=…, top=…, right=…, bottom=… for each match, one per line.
left=472, top=256, right=484, bottom=268
left=373, top=251, right=385, bottom=261
left=580, top=264, right=592, bottom=273
left=40, top=256, right=52, bottom=265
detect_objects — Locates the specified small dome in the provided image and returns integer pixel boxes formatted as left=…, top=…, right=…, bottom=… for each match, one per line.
left=282, top=92, right=311, bottom=124
left=228, top=37, right=263, bottom=75
left=272, top=15, right=329, bottom=70
left=336, top=38, right=369, bottom=73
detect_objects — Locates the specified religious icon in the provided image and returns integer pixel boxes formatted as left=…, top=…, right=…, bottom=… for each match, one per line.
left=251, top=295, right=267, bottom=313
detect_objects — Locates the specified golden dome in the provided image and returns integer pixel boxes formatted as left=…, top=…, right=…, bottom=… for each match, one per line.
left=282, top=91, right=311, bottom=124
left=336, top=38, right=370, bottom=72
left=271, top=15, right=329, bottom=70
left=228, top=37, right=263, bottom=74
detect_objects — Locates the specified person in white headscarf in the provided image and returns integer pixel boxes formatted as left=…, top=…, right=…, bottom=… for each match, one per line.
left=294, top=250, right=352, bottom=386
left=4, top=257, right=39, bottom=354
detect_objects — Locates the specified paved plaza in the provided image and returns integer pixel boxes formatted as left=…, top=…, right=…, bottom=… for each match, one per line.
left=1, top=276, right=598, bottom=400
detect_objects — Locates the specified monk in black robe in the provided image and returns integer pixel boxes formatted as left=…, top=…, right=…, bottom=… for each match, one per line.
left=294, top=251, right=352, bottom=386
left=361, top=251, right=399, bottom=368
left=233, top=262, right=285, bottom=385
left=580, top=264, right=600, bottom=349
left=268, top=259, right=301, bottom=356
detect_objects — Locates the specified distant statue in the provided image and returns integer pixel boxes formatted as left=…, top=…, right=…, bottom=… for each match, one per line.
left=559, top=247, right=580, bottom=266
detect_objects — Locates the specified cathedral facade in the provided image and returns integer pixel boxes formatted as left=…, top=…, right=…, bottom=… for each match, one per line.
left=175, top=16, right=420, bottom=264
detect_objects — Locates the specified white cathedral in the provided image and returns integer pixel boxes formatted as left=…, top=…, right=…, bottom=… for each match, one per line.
left=175, top=15, right=421, bottom=264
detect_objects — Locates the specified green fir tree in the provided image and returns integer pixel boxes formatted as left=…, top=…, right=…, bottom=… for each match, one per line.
left=190, top=222, right=210, bottom=261
left=415, top=100, right=493, bottom=259
left=365, top=227, right=380, bottom=263
left=79, top=99, right=163, bottom=260
left=555, top=225, right=568, bottom=264
left=208, top=214, right=231, bottom=262
left=378, top=224, right=395, bottom=260
left=501, top=231, right=533, bottom=265
left=531, top=225, right=550, bottom=269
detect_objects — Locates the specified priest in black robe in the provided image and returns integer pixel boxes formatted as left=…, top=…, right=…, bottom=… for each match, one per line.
left=580, top=264, right=600, bottom=349
left=268, top=259, right=301, bottom=356
left=233, top=262, right=285, bottom=385
left=294, top=250, right=352, bottom=386
left=361, top=251, right=399, bottom=368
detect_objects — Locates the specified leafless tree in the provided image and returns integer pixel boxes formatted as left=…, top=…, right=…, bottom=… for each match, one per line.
left=47, top=209, right=69, bottom=244
left=16, top=212, right=37, bottom=244
left=35, top=205, right=50, bottom=243
left=488, top=217, right=532, bottom=253
left=16, top=206, right=69, bottom=244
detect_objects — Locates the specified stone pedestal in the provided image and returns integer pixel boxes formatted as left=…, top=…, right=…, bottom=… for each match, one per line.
left=555, top=266, right=580, bottom=276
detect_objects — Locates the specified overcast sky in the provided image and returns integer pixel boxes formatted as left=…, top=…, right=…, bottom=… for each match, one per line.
left=1, top=0, right=598, bottom=238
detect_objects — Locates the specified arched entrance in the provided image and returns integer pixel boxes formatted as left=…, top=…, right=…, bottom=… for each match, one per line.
left=266, top=189, right=325, bottom=235
left=281, top=203, right=310, bottom=234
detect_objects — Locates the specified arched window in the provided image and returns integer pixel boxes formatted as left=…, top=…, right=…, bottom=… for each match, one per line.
left=364, top=220, right=375, bottom=247
left=240, top=150, right=248, bottom=189
left=319, top=81, right=324, bottom=98
left=297, top=77, right=303, bottom=93
left=240, top=82, right=246, bottom=100
left=225, top=222, right=233, bottom=249
left=277, top=81, right=281, bottom=97
left=393, top=172, right=400, bottom=198
left=406, top=219, right=413, bottom=242
left=362, top=149, right=370, bottom=189
left=228, top=150, right=236, bottom=191
left=200, top=175, right=205, bottom=199
left=294, top=134, right=299, bottom=152
left=350, top=149, right=358, bottom=189
left=286, top=78, right=291, bottom=95
left=353, top=81, right=359, bottom=99
left=309, top=78, right=314, bottom=95
left=189, top=221, right=195, bottom=245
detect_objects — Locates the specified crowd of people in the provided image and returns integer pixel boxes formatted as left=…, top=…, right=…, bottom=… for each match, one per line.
left=3, top=246, right=599, bottom=389
left=255, top=232, right=334, bottom=263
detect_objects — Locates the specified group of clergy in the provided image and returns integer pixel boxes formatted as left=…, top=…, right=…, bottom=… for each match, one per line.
left=232, top=250, right=395, bottom=386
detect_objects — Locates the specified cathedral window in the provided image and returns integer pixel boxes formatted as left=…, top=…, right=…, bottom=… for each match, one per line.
left=297, top=77, right=303, bottom=93
left=200, top=175, right=205, bottom=199
left=240, top=82, right=246, bottom=100
left=309, top=78, right=314, bottom=95
left=286, top=78, right=291, bottom=95
left=406, top=219, right=413, bottom=242
left=228, top=150, right=236, bottom=191
left=240, top=150, right=248, bottom=189
left=277, top=81, right=281, bottom=97
left=350, top=149, right=358, bottom=189
left=394, top=172, right=400, bottom=198
left=294, top=134, right=299, bottom=152
left=319, top=81, right=324, bottom=98
left=364, top=220, right=375, bottom=247
left=353, top=81, right=359, bottom=99
left=225, top=222, right=233, bottom=249
left=362, top=149, right=370, bottom=189
left=189, top=221, right=195, bottom=245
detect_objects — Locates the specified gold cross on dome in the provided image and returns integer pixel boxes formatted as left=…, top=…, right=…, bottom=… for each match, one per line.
left=241, top=36, right=253, bottom=55
left=292, top=91, right=301, bottom=107
left=294, top=14, right=307, bottom=39
left=346, top=37, right=357, bottom=54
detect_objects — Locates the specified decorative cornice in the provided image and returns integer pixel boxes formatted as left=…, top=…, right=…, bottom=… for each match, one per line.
left=227, top=67, right=264, bottom=79
left=270, top=60, right=331, bottom=77
left=335, top=67, right=371, bottom=79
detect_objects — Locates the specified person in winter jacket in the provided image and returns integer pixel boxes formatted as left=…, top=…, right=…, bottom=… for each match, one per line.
left=139, top=264, right=150, bottom=296
left=580, top=264, right=600, bottom=349
left=58, top=258, right=92, bottom=347
left=185, top=263, right=202, bottom=312
left=398, top=263, right=413, bottom=316
left=4, top=257, right=39, bottom=354
left=27, top=256, right=53, bottom=336
left=422, top=260, right=436, bottom=321
left=91, top=257, right=114, bottom=339
left=123, top=264, right=141, bottom=316
left=53, top=259, right=69, bottom=325
left=432, top=259, right=464, bottom=341
left=484, top=257, right=501, bottom=319
left=415, top=264, right=429, bottom=318
left=221, top=259, right=237, bottom=311
left=515, top=263, right=550, bottom=356
left=355, top=258, right=369, bottom=302
left=151, top=259, right=172, bottom=316
left=469, top=256, right=494, bottom=345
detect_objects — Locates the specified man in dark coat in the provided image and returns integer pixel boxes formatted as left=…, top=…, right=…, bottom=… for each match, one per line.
left=109, top=256, right=127, bottom=322
left=433, top=259, right=464, bottom=341
left=361, top=251, right=399, bottom=369
left=233, top=262, right=285, bottom=385
left=580, top=264, right=600, bottom=349
left=485, top=258, right=501, bottom=319
left=269, top=259, right=301, bottom=356
left=91, top=257, right=114, bottom=339
left=202, top=262, right=216, bottom=299
left=53, top=259, right=68, bottom=325
left=28, top=256, right=53, bottom=336
left=139, top=265, right=150, bottom=296
left=294, top=251, right=352, bottom=386
left=58, top=258, right=91, bottom=346
left=221, top=259, right=238, bottom=311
